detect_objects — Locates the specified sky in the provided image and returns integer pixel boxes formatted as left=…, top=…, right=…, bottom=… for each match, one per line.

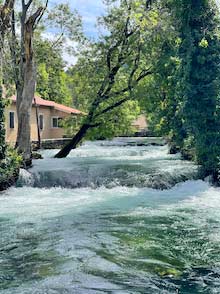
left=52, top=0, right=220, bottom=39
left=50, top=0, right=105, bottom=39
left=48, top=0, right=220, bottom=66
left=45, top=0, right=105, bottom=66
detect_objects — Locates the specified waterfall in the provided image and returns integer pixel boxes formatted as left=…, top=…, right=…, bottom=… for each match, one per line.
left=17, top=138, right=199, bottom=190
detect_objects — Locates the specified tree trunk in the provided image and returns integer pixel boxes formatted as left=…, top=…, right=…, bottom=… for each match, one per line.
left=54, top=124, right=90, bottom=158
left=0, top=44, right=6, bottom=160
left=15, top=6, right=43, bottom=166
left=0, top=87, right=6, bottom=160
left=16, top=54, right=36, bottom=166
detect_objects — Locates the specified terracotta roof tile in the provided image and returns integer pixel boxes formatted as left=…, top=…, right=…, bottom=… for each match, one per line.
left=11, top=95, right=84, bottom=115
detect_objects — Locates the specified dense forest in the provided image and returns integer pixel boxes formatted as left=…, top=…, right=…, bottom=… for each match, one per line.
left=1, top=0, right=220, bottom=184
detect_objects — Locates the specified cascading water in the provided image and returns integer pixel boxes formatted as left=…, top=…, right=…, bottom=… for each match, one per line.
left=1, top=138, right=220, bottom=294
left=17, top=138, right=198, bottom=190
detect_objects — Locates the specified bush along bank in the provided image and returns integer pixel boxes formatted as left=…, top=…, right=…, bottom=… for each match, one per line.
left=0, top=149, right=22, bottom=191
left=168, top=138, right=219, bottom=185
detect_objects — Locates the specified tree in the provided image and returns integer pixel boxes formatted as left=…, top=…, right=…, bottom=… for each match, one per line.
left=7, top=1, right=83, bottom=166
left=147, top=0, right=220, bottom=181
left=35, top=38, right=72, bottom=105
left=173, top=0, right=220, bottom=181
left=55, top=0, right=158, bottom=158
left=34, top=3, right=83, bottom=106
left=9, top=0, right=48, bottom=166
left=135, top=1, right=182, bottom=143
left=0, top=0, right=14, bottom=160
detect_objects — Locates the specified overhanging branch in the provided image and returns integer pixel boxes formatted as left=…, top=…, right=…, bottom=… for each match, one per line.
left=94, top=97, right=128, bottom=118
left=94, top=68, right=153, bottom=119
left=111, top=68, right=153, bottom=97
left=34, top=0, right=49, bottom=29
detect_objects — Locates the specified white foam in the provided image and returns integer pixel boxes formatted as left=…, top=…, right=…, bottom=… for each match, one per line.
left=24, top=140, right=197, bottom=189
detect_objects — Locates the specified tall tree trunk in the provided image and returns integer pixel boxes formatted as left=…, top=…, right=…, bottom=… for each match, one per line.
left=16, top=44, right=36, bottom=166
left=54, top=123, right=90, bottom=158
left=15, top=5, right=44, bottom=167
left=0, top=46, right=6, bottom=160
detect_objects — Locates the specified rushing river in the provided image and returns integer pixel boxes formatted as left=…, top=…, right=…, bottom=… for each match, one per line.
left=1, top=138, right=220, bottom=294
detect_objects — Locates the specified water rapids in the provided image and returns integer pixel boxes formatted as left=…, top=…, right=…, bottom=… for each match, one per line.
left=18, top=138, right=198, bottom=190
left=1, top=137, right=220, bottom=294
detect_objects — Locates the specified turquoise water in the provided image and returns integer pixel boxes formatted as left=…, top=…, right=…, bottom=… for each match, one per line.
left=1, top=139, right=220, bottom=293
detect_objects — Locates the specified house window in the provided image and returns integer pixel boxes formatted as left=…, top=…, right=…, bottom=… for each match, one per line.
left=52, top=117, right=62, bottom=128
left=39, top=114, right=44, bottom=130
left=9, top=112, right=15, bottom=129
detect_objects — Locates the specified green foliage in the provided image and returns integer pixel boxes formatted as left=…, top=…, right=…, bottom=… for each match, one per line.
left=0, top=147, right=22, bottom=184
left=46, top=3, right=83, bottom=43
left=62, top=0, right=169, bottom=141
left=62, top=115, right=84, bottom=138
left=87, top=100, right=140, bottom=140
left=65, top=36, right=144, bottom=140
left=66, top=57, right=99, bottom=111
left=140, top=0, right=220, bottom=182
left=176, top=0, right=220, bottom=179
left=35, top=38, right=72, bottom=106
left=137, top=27, right=183, bottom=141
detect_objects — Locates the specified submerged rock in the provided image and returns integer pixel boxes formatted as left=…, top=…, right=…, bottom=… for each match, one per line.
left=32, top=152, right=43, bottom=160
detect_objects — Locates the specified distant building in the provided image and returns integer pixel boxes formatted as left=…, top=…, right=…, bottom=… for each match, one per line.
left=5, top=95, right=83, bottom=143
left=132, top=114, right=148, bottom=136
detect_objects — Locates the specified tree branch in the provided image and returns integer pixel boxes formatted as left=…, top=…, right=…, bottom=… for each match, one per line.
left=26, top=7, right=44, bottom=27
left=94, top=68, right=153, bottom=119
left=106, top=38, right=122, bottom=72
left=21, top=0, right=25, bottom=9
left=0, top=0, right=14, bottom=34
left=51, top=32, right=64, bottom=48
left=26, top=0, right=33, bottom=11
left=33, top=0, right=49, bottom=30
left=101, top=15, right=134, bottom=99
left=110, top=68, right=153, bottom=98
left=94, top=97, right=129, bottom=118
left=128, top=37, right=141, bottom=91
left=136, top=68, right=153, bottom=82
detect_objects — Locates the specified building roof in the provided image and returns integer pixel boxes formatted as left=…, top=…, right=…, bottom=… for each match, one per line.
left=11, top=95, right=84, bottom=115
